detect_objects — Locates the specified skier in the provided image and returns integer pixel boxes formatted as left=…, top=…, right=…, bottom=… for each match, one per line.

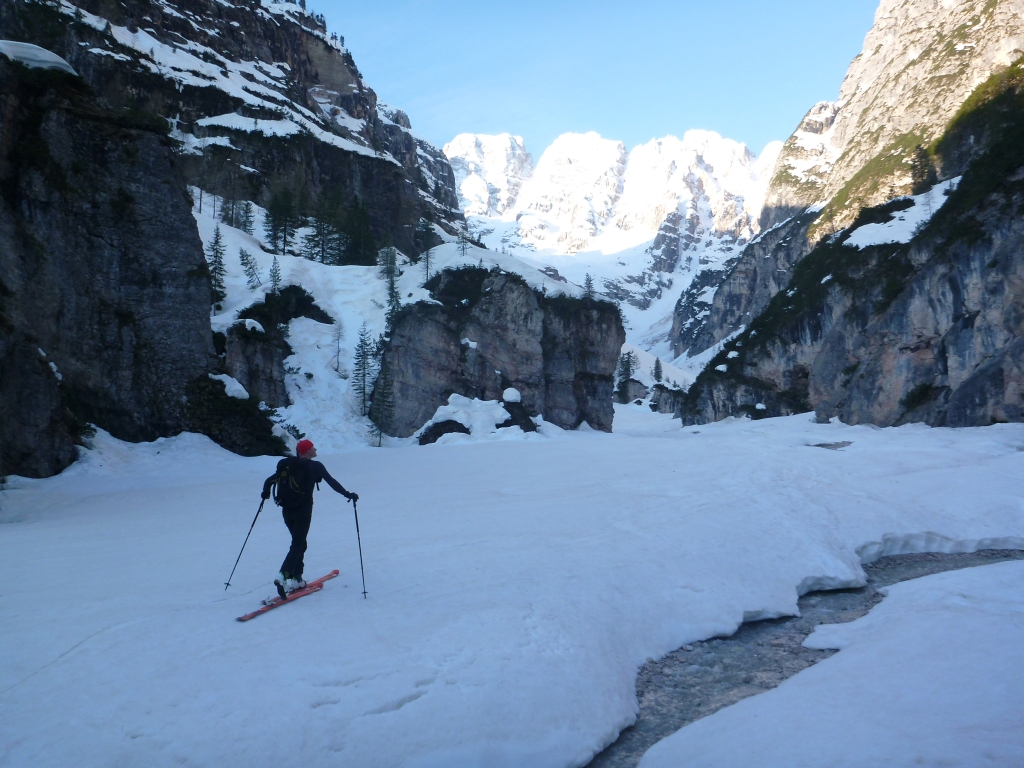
left=262, top=438, right=358, bottom=599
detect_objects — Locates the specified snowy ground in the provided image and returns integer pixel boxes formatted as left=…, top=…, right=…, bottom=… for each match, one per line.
left=2, top=409, right=1024, bottom=767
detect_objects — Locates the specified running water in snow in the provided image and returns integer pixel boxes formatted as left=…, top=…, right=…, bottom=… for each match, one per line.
left=638, top=558, right=1024, bottom=768
left=2, top=409, right=1023, bottom=767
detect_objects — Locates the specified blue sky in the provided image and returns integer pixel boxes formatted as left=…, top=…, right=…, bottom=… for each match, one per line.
left=310, top=1, right=880, bottom=159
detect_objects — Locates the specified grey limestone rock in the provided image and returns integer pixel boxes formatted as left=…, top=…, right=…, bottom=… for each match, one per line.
left=0, top=60, right=213, bottom=477
left=379, top=269, right=624, bottom=437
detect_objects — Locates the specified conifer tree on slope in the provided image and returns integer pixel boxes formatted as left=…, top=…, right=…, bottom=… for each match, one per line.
left=269, top=256, right=282, bottom=295
left=207, top=224, right=227, bottom=309
left=239, top=201, right=255, bottom=235
left=353, top=322, right=376, bottom=417
left=239, top=247, right=262, bottom=290
left=368, top=359, right=395, bottom=447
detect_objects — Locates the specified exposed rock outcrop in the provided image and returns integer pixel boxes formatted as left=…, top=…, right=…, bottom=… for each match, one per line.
left=617, top=379, right=648, bottom=404
left=226, top=286, right=336, bottom=409
left=674, top=0, right=1024, bottom=362
left=0, top=60, right=212, bottom=477
left=679, top=58, right=1024, bottom=428
left=649, top=384, right=685, bottom=415
left=1, top=0, right=462, bottom=257
left=378, top=268, right=624, bottom=437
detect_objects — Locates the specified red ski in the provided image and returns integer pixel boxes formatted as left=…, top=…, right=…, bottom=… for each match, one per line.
left=236, top=570, right=340, bottom=622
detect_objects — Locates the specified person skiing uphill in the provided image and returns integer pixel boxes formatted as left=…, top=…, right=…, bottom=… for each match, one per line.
left=262, top=439, right=358, bottom=599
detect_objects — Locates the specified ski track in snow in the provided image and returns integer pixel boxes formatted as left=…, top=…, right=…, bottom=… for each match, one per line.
left=2, top=408, right=1024, bottom=767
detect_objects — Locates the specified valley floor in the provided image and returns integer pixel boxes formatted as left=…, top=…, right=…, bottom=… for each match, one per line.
left=2, top=408, right=1023, bottom=767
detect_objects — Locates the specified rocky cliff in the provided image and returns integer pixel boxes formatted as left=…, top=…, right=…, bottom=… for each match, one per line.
left=377, top=268, right=624, bottom=437
left=2, top=0, right=461, bottom=256
left=679, top=56, right=1024, bottom=428
left=0, top=59, right=213, bottom=477
left=673, top=0, right=1024, bottom=371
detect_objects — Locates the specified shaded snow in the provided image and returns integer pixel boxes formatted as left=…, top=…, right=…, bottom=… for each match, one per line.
left=3, top=413, right=1024, bottom=767
left=0, top=40, right=77, bottom=74
left=209, top=373, right=249, bottom=399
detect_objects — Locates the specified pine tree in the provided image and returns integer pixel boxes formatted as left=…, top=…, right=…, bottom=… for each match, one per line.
left=377, top=246, right=402, bottom=328
left=207, top=224, right=227, bottom=308
left=910, top=145, right=935, bottom=194
left=269, top=256, right=282, bottom=294
left=616, top=351, right=637, bottom=385
left=302, top=198, right=345, bottom=263
left=457, top=228, right=470, bottom=259
left=331, top=321, right=345, bottom=373
left=220, top=196, right=236, bottom=228
left=352, top=322, right=376, bottom=416
left=239, top=201, right=255, bottom=235
left=239, top=247, right=262, bottom=289
left=583, top=273, right=595, bottom=300
left=368, top=359, right=394, bottom=446
left=263, top=190, right=297, bottom=253
left=653, top=357, right=663, bottom=383
left=422, top=245, right=433, bottom=283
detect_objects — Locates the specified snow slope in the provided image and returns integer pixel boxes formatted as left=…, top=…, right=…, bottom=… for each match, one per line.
left=444, top=131, right=782, bottom=361
left=2, top=412, right=1023, bottom=767
left=640, top=560, right=1024, bottom=768
left=844, top=177, right=960, bottom=249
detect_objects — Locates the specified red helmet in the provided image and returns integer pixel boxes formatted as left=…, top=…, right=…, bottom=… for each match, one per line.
left=296, top=439, right=315, bottom=457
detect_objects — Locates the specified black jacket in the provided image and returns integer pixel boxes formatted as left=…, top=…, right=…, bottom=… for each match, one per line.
left=262, top=458, right=351, bottom=505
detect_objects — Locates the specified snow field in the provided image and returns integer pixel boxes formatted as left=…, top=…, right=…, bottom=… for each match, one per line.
left=639, top=559, right=1024, bottom=768
left=2, top=411, right=1024, bottom=767
left=844, top=177, right=961, bottom=249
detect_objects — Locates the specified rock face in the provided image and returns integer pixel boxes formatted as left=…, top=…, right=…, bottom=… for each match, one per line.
left=617, top=379, right=649, bottom=404
left=675, top=0, right=1024, bottom=363
left=679, top=58, right=1024, bottom=428
left=0, top=61, right=212, bottom=477
left=2, top=0, right=462, bottom=256
left=379, top=268, right=624, bottom=437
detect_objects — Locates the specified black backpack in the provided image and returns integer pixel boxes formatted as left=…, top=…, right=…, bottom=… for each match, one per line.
left=271, top=457, right=316, bottom=506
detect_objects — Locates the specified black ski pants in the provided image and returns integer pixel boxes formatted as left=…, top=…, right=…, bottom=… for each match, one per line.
left=280, top=502, right=313, bottom=579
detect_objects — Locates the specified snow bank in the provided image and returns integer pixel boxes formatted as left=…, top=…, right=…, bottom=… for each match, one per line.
left=0, top=40, right=77, bottom=74
left=208, top=373, right=249, bottom=399
left=640, top=560, right=1024, bottom=768
left=413, top=394, right=551, bottom=445
left=845, top=177, right=960, bottom=248
left=3, top=413, right=1024, bottom=767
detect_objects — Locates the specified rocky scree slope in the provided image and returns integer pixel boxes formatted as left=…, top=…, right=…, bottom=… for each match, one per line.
left=679, top=56, right=1024, bottom=428
left=672, top=0, right=1024, bottom=362
left=376, top=267, right=625, bottom=437
left=2, top=0, right=461, bottom=257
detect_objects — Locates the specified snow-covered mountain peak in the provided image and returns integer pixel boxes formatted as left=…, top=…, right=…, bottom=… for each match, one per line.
left=444, top=128, right=782, bottom=359
left=513, top=132, right=630, bottom=253
left=443, top=133, right=533, bottom=216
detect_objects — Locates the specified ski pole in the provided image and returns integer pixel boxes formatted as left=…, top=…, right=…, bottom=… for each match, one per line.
left=224, top=499, right=265, bottom=590
left=352, top=498, right=368, bottom=599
